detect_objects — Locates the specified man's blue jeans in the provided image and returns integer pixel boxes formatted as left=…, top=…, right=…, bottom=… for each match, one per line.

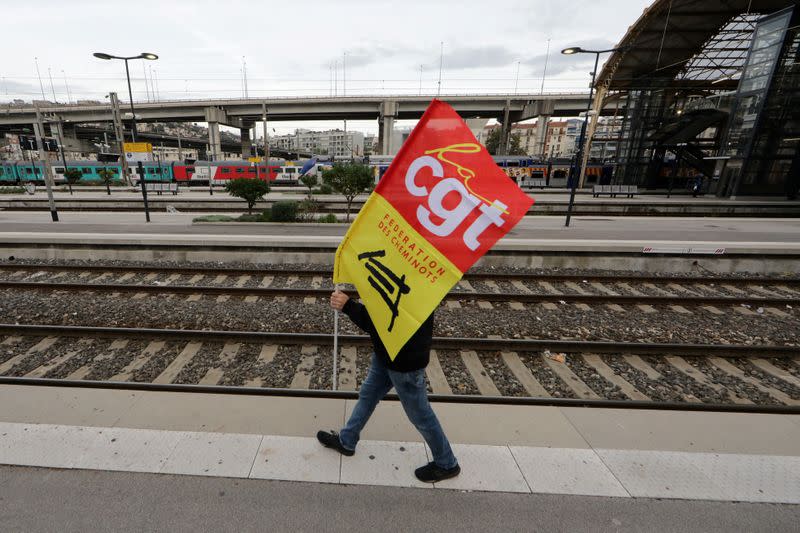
left=339, top=353, right=458, bottom=469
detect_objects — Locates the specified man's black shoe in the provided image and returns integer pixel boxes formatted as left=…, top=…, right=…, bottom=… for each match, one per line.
left=414, top=462, right=461, bottom=483
left=316, top=430, right=355, bottom=456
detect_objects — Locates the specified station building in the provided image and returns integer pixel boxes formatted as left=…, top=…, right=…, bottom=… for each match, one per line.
left=586, top=0, right=800, bottom=198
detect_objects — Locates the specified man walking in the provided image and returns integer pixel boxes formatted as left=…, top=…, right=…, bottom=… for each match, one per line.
left=317, top=289, right=460, bottom=483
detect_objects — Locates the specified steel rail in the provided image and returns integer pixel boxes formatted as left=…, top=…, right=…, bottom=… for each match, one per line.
left=0, top=324, right=796, bottom=357
left=0, top=376, right=797, bottom=415
left=2, top=280, right=799, bottom=307
left=0, top=263, right=797, bottom=286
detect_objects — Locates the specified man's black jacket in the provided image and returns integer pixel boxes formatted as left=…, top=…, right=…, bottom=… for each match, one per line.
left=341, top=299, right=433, bottom=372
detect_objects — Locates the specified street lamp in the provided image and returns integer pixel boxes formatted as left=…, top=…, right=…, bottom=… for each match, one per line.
left=560, top=46, right=622, bottom=227
left=93, top=52, right=158, bottom=221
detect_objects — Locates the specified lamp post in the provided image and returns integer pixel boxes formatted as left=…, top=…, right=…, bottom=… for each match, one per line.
left=93, top=51, right=158, bottom=222
left=561, top=46, right=620, bottom=227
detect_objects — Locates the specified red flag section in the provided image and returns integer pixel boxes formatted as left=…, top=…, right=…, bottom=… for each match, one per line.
left=374, top=99, right=534, bottom=273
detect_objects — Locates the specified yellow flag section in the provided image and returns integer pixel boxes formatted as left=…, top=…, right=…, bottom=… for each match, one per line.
left=334, top=192, right=461, bottom=360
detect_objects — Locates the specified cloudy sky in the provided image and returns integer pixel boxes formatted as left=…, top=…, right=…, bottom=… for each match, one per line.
left=3, top=0, right=652, bottom=134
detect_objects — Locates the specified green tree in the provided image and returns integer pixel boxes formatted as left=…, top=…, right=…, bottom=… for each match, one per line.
left=225, top=177, right=269, bottom=214
left=322, top=162, right=374, bottom=222
left=97, top=168, right=115, bottom=196
left=63, top=168, right=82, bottom=195
left=484, top=128, right=526, bottom=156
left=300, top=173, right=318, bottom=199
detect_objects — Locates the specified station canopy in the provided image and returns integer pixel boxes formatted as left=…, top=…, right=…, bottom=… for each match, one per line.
left=597, top=0, right=797, bottom=90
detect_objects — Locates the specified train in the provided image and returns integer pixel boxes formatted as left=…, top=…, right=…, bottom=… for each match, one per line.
left=366, top=155, right=610, bottom=187
left=0, top=160, right=330, bottom=187
left=0, top=161, right=124, bottom=185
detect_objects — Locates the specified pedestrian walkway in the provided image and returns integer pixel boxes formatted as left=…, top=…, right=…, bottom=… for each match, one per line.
left=0, top=384, right=797, bottom=503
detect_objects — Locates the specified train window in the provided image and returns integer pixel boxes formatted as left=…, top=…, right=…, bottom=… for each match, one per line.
left=285, top=168, right=296, bottom=174
left=109, top=168, right=119, bottom=175
left=55, top=167, right=65, bottom=174
left=26, top=168, right=33, bottom=175
left=82, top=167, right=92, bottom=174
left=236, top=168, right=244, bottom=173
left=222, top=168, right=230, bottom=174
left=0, top=168, right=4, bottom=176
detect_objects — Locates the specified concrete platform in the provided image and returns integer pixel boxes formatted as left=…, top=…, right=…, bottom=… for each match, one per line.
left=5, top=467, right=798, bottom=533
left=0, top=211, right=798, bottom=272
left=0, top=384, right=798, bottom=505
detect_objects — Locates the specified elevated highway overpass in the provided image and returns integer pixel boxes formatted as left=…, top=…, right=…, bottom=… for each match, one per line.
left=0, top=93, right=598, bottom=157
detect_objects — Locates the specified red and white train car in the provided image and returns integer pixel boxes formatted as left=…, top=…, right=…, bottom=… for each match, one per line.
left=186, top=161, right=281, bottom=185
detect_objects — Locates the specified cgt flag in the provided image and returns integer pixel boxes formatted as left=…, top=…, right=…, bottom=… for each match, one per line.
left=334, top=99, right=534, bottom=360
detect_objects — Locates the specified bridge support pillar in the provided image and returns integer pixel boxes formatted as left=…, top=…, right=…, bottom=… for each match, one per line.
left=204, top=107, right=228, bottom=161
left=497, top=102, right=512, bottom=156
left=535, top=115, right=550, bottom=158
left=378, top=100, right=398, bottom=155
left=208, top=121, right=222, bottom=161
left=241, top=126, right=252, bottom=159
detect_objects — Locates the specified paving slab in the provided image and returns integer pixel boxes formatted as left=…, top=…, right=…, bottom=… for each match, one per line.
left=0, top=422, right=98, bottom=468
left=340, top=440, right=429, bottom=488
left=116, top=391, right=344, bottom=436
left=561, top=407, right=800, bottom=455
left=433, top=443, right=530, bottom=493
left=160, top=431, right=263, bottom=478
left=685, top=452, right=800, bottom=504
left=343, top=400, right=591, bottom=448
left=435, top=402, right=594, bottom=447
left=69, top=425, right=184, bottom=473
left=510, top=446, right=630, bottom=498
left=0, top=385, right=140, bottom=427
left=249, top=435, right=340, bottom=484
left=596, top=449, right=730, bottom=501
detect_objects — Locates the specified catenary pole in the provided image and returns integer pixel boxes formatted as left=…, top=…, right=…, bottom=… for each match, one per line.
left=34, top=57, right=46, bottom=101
left=565, top=52, right=599, bottom=227
left=262, top=102, right=270, bottom=176
left=34, top=106, right=58, bottom=221
left=53, top=115, right=70, bottom=194
left=541, top=39, right=551, bottom=94
left=47, top=67, right=57, bottom=102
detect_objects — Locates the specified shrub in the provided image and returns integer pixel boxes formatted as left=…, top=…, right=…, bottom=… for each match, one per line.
left=260, top=208, right=272, bottom=222
left=318, top=183, right=333, bottom=194
left=225, top=178, right=270, bottom=214
left=297, top=198, right=320, bottom=222
left=271, top=200, right=298, bottom=222
left=193, top=214, right=235, bottom=223
left=318, top=213, right=338, bottom=223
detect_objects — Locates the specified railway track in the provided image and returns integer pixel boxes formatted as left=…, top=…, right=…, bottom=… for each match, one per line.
left=2, top=262, right=799, bottom=286
left=2, top=279, right=798, bottom=308
left=0, top=325, right=797, bottom=413
left=2, top=263, right=799, bottom=309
